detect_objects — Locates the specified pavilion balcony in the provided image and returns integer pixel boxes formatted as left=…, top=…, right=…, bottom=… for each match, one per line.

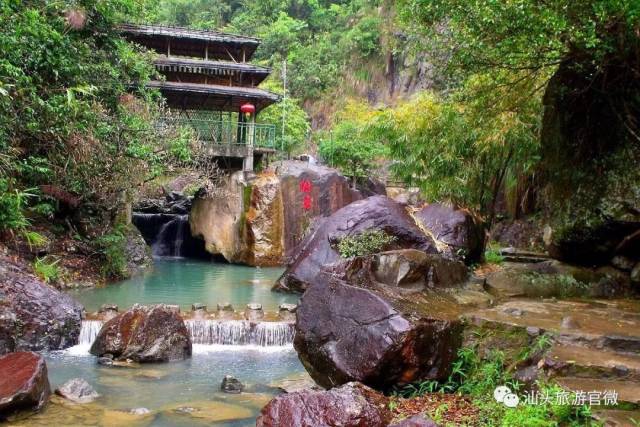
left=162, top=116, right=277, bottom=150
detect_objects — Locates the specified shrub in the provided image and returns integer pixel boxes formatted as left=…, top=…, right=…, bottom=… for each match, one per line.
left=33, top=256, right=60, bottom=284
left=0, top=179, right=32, bottom=232
left=337, top=229, right=397, bottom=258
left=94, top=226, right=128, bottom=279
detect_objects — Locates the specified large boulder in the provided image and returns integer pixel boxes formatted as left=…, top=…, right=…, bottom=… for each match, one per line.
left=0, top=255, right=83, bottom=355
left=189, top=161, right=361, bottom=266
left=0, top=352, right=51, bottom=418
left=275, top=196, right=442, bottom=293
left=256, top=382, right=392, bottom=427
left=294, top=267, right=463, bottom=390
left=412, top=203, right=485, bottom=263
left=90, top=304, right=191, bottom=363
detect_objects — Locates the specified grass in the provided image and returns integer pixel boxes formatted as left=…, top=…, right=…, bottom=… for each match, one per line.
left=392, top=338, right=596, bottom=426
left=33, top=256, right=60, bottom=283
left=484, top=243, right=505, bottom=265
left=336, top=229, right=397, bottom=258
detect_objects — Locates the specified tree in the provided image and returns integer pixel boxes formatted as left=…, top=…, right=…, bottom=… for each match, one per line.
left=319, top=101, right=386, bottom=186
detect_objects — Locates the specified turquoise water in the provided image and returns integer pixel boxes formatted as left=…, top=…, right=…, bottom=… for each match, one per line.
left=15, top=260, right=309, bottom=426
left=68, top=258, right=297, bottom=312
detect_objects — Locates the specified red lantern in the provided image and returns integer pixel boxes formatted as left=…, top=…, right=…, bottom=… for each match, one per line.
left=240, top=103, right=256, bottom=118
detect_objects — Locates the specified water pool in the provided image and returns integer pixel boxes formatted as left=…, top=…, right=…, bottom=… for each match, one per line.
left=12, top=259, right=309, bottom=426
left=67, top=258, right=297, bottom=312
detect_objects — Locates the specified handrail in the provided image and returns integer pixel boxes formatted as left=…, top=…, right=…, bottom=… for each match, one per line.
left=162, top=117, right=276, bottom=149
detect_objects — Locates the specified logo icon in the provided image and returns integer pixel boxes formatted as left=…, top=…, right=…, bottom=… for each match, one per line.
left=494, top=385, right=520, bottom=408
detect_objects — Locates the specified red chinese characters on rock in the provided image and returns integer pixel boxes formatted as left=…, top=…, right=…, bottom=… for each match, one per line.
left=300, top=179, right=313, bottom=211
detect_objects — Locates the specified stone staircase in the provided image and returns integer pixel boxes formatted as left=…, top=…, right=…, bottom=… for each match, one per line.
left=467, top=298, right=640, bottom=425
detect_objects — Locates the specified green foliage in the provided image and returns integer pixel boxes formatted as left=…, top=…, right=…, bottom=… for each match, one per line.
left=337, top=229, right=397, bottom=258
left=368, top=80, right=542, bottom=226
left=33, top=256, right=60, bottom=284
left=94, top=226, right=128, bottom=279
left=319, top=101, right=386, bottom=179
left=0, top=179, right=32, bottom=232
left=484, top=245, right=505, bottom=265
left=258, top=82, right=311, bottom=157
left=0, top=0, right=193, bottom=240
left=396, top=344, right=594, bottom=426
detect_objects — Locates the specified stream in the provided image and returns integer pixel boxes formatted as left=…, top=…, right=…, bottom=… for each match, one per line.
left=16, top=259, right=307, bottom=426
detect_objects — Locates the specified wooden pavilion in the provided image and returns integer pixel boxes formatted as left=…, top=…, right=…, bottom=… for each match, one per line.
left=120, top=24, right=281, bottom=172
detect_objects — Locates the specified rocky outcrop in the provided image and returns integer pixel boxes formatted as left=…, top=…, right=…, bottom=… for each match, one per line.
left=124, top=224, right=153, bottom=276
left=412, top=203, right=485, bottom=263
left=275, top=196, right=441, bottom=293
left=294, top=267, right=463, bottom=390
left=371, top=250, right=468, bottom=289
left=189, top=161, right=361, bottom=266
left=0, top=255, right=83, bottom=354
left=256, top=382, right=392, bottom=427
left=90, top=304, right=191, bottom=363
left=55, top=378, right=99, bottom=403
left=0, top=352, right=51, bottom=418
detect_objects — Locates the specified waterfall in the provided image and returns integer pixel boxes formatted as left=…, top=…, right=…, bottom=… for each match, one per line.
left=79, top=320, right=104, bottom=346
left=152, top=214, right=189, bottom=257
left=185, top=320, right=295, bottom=347
left=76, top=319, right=294, bottom=350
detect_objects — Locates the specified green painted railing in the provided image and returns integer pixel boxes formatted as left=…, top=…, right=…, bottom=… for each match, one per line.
left=168, top=117, right=276, bottom=149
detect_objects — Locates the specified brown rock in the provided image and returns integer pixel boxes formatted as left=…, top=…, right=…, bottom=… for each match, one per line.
left=256, top=382, right=392, bottom=427
left=0, top=352, right=51, bottom=417
left=294, top=270, right=463, bottom=390
left=90, top=304, right=191, bottom=363
left=389, top=415, right=440, bottom=427
left=190, top=162, right=360, bottom=267
left=0, top=255, right=82, bottom=355
left=412, top=203, right=485, bottom=263
left=276, top=196, right=441, bottom=293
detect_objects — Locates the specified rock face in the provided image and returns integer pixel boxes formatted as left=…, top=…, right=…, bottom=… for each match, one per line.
left=0, top=352, right=51, bottom=417
left=0, top=256, right=83, bottom=355
left=294, top=268, right=463, bottom=390
left=275, top=196, right=441, bottom=293
left=412, top=203, right=485, bottom=263
left=90, top=304, right=191, bottom=363
left=256, top=382, right=392, bottom=427
left=189, top=161, right=361, bottom=266
left=371, top=250, right=468, bottom=289
left=55, top=378, right=99, bottom=403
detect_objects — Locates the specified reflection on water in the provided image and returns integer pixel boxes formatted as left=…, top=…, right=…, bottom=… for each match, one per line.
left=10, top=259, right=310, bottom=426
left=67, top=258, right=297, bottom=312
left=15, top=347, right=307, bottom=427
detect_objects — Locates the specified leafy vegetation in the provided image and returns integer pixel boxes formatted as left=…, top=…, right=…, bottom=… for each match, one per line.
left=337, top=229, right=397, bottom=258
left=394, top=335, right=592, bottom=426
left=33, top=256, right=61, bottom=284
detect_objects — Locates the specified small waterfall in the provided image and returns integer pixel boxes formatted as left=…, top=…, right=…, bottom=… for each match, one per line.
left=185, top=320, right=295, bottom=347
left=76, top=319, right=294, bottom=350
left=254, top=322, right=296, bottom=346
left=152, top=214, right=189, bottom=257
left=79, top=320, right=104, bottom=346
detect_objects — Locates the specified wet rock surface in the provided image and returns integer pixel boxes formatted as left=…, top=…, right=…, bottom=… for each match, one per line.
left=412, top=203, right=485, bottom=263
left=190, top=161, right=361, bottom=266
left=90, top=304, right=192, bottom=363
left=0, top=255, right=83, bottom=354
left=294, top=267, right=463, bottom=389
left=256, top=382, right=392, bottom=427
left=276, top=196, right=441, bottom=293
left=55, top=378, right=99, bottom=404
left=0, top=352, right=51, bottom=418
left=221, top=375, right=244, bottom=394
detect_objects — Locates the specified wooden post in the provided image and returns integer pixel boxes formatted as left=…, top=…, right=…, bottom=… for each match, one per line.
left=243, top=112, right=255, bottom=173
left=205, top=42, right=208, bottom=60
left=167, top=38, right=171, bottom=57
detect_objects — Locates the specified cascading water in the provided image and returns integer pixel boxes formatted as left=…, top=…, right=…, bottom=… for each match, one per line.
left=151, top=214, right=189, bottom=257
left=185, top=320, right=295, bottom=347
left=78, top=320, right=104, bottom=346
left=132, top=213, right=210, bottom=258
left=76, top=319, right=295, bottom=350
